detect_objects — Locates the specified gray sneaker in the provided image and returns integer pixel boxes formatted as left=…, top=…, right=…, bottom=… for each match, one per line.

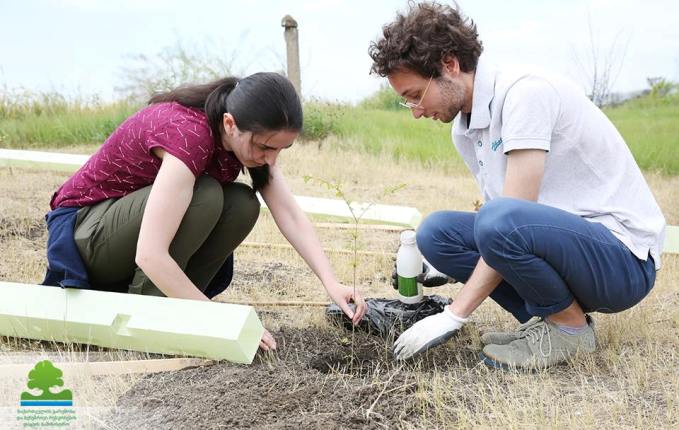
left=480, top=316, right=596, bottom=370
left=480, top=316, right=542, bottom=346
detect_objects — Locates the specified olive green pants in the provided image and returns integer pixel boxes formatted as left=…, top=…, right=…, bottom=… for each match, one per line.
left=73, top=176, right=260, bottom=296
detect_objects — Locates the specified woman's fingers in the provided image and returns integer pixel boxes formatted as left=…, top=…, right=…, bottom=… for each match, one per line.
left=339, top=301, right=355, bottom=320
left=352, top=291, right=367, bottom=324
left=260, top=328, right=277, bottom=351
left=330, top=284, right=367, bottom=325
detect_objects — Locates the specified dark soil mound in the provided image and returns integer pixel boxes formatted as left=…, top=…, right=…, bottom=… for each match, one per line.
left=110, top=325, right=480, bottom=429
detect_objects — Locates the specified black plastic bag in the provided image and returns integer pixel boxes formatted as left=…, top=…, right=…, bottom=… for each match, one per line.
left=326, top=295, right=451, bottom=338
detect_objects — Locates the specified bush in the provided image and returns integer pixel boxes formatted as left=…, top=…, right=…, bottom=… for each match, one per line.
left=300, top=101, right=345, bottom=141
left=647, top=77, right=677, bottom=99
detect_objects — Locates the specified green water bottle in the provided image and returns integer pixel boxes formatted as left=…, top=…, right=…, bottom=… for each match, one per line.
left=396, top=230, right=423, bottom=304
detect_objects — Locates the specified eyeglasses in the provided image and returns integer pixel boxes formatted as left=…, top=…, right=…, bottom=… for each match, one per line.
left=399, top=76, right=433, bottom=110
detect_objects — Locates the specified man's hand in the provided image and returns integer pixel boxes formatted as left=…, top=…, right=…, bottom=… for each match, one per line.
left=393, top=306, right=468, bottom=360
left=391, top=257, right=456, bottom=289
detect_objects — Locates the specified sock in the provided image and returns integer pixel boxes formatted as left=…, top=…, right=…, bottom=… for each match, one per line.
left=557, top=324, right=588, bottom=335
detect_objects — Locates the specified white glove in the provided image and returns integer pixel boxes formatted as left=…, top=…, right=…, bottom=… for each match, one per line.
left=393, top=306, right=468, bottom=360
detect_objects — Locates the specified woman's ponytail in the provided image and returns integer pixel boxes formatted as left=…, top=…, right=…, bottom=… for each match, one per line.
left=204, top=78, right=239, bottom=144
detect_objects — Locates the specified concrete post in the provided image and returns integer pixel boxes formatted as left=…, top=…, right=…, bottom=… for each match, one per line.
left=281, top=15, right=301, bottom=98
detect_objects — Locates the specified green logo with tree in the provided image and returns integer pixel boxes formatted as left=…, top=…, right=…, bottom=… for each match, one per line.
left=20, top=360, right=73, bottom=405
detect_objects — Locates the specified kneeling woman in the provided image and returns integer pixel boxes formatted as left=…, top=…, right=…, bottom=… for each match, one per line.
left=43, top=73, right=366, bottom=350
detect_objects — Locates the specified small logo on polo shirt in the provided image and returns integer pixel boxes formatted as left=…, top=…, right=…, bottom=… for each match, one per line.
left=491, top=138, right=503, bottom=152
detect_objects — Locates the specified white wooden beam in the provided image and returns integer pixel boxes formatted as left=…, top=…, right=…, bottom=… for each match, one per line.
left=665, top=225, right=679, bottom=254
left=0, top=282, right=263, bottom=364
left=0, top=148, right=89, bottom=173
left=0, top=148, right=421, bottom=227
left=258, top=194, right=421, bottom=227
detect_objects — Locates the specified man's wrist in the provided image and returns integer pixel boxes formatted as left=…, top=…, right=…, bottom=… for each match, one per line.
left=444, top=306, right=468, bottom=325
left=445, top=304, right=470, bottom=322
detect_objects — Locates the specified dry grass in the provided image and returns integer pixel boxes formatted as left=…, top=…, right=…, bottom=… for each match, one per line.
left=1, top=143, right=678, bottom=429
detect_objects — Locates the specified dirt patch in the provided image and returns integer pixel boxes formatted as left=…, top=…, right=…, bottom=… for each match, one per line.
left=110, top=325, right=480, bottom=429
left=0, top=216, right=46, bottom=242
left=229, top=261, right=312, bottom=297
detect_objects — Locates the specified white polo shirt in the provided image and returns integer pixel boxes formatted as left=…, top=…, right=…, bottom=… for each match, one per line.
left=452, top=56, right=666, bottom=269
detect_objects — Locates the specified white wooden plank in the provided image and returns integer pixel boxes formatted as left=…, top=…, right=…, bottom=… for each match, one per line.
left=0, top=148, right=422, bottom=227
left=0, top=282, right=263, bottom=364
left=0, top=148, right=89, bottom=172
left=664, top=225, right=679, bottom=254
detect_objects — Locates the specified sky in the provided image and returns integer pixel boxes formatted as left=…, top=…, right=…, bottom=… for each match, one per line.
left=1, top=0, right=678, bottom=103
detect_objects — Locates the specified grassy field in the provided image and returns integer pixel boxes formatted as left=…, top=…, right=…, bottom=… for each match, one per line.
left=0, top=100, right=134, bottom=149
left=1, top=88, right=678, bottom=428
left=1, top=143, right=678, bottom=428
left=604, top=94, right=679, bottom=174
left=2, top=89, right=678, bottom=174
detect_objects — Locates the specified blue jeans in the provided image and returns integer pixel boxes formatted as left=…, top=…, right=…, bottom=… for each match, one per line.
left=416, top=198, right=656, bottom=323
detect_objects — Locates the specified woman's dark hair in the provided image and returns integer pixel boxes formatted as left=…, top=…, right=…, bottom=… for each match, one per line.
left=149, top=72, right=303, bottom=190
left=369, top=1, right=483, bottom=78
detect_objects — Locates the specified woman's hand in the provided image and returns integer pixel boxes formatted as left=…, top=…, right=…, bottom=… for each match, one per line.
left=259, top=328, right=277, bottom=352
left=326, top=283, right=367, bottom=325
left=259, top=166, right=366, bottom=326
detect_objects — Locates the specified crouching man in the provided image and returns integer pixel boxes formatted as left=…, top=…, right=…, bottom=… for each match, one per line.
left=370, top=1, right=665, bottom=370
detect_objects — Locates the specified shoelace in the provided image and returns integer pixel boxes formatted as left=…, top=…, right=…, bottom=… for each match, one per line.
left=522, top=320, right=553, bottom=358
left=517, top=316, right=541, bottom=332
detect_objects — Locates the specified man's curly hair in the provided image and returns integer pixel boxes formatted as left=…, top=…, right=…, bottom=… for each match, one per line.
left=369, top=1, right=483, bottom=78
